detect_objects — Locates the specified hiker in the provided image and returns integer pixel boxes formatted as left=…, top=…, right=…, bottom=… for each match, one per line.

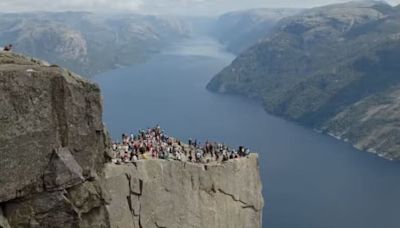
left=3, top=44, right=12, bottom=52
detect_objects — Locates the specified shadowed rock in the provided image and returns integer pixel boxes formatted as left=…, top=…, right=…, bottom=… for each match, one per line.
left=44, top=147, right=85, bottom=191
left=0, top=52, right=111, bottom=227
left=0, top=52, right=109, bottom=203
left=0, top=208, right=10, bottom=228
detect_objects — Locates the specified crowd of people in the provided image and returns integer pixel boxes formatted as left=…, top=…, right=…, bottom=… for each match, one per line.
left=111, top=125, right=251, bottom=165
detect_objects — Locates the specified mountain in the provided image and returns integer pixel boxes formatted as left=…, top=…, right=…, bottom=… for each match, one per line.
left=212, top=8, right=302, bottom=54
left=0, top=12, right=190, bottom=76
left=208, top=1, right=400, bottom=160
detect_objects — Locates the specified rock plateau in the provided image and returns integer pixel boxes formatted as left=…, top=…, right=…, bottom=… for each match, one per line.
left=0, top=52, right=264, bottom=228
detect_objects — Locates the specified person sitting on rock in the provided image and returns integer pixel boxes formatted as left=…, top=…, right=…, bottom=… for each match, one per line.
left=123, top=151, right=130, bottom=163
left=196, top=149, right=202, bottom=162
left=3, top=44, right=12, bottom=52
left=132, top=154, right=138, bottom=162
left=245, top=148, right=251, bottom=156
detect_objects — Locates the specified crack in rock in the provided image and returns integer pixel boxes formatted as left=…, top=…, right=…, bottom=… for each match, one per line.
left=155, top=221, right=167, bottom=228
left=125, top=172, right=143, bottom=228
left=217, top=189, right=259, bottom=212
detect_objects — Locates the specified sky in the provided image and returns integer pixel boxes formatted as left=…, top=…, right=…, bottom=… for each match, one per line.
left=0, top=0, right=399, bottom=15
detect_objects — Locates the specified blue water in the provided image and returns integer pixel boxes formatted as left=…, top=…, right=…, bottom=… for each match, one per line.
left=94, top=37, right=400, bottom=228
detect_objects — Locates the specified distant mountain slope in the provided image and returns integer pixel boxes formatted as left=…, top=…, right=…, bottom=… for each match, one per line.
left=212, top=8, right=302, bottom=54
left=0, top=12, right=190, bottom=76
left=208, top=1, right=400, bottom=160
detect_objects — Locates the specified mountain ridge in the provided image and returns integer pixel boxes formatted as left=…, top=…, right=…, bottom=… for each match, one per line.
left=211, top=8, right=302, bottom=54
left=0, top=12, right=190, bottom=76
left=208, top=1, right=400, bottom=160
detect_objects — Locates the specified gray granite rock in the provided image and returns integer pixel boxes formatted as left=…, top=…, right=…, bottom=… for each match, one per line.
left=0, top=52, right=109, bottom=203
left=104, top=154, right=264, bottom=228
left=43, top=147, right=85, bottom=191
left=0, top=53, right=111, bottom=228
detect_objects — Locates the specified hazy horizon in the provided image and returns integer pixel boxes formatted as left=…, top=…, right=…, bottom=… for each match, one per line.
left=0, top=0, right=399, bottom=16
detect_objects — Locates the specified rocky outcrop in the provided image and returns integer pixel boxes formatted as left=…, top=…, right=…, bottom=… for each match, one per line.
left=0, top=52, right=111, bottom=227
left=104, top=154, right=263, bottom=228
left=0, top=52, right=263, bottom=227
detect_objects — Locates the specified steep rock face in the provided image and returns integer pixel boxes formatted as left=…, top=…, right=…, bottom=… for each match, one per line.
left=321, top=86, right=400, bottom=159
left=0, top=53, right=264, bottom=227
left=208, top=1, right=400, bottom=160
left=0, top=52, right=111, bottom=227
left=212, top=8, right=302, bottom=54
left=104, top=154, right=263, bottom=228
left=4, top=180, right=111, bottom=228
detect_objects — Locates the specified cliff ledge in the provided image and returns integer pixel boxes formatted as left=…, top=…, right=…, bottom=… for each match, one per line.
left=0, top=52, right=264, bottom=228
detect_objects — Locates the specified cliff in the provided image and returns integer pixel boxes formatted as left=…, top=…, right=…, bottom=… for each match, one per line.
left=0, top=52, right=111, bottom=227
left=105, top=154, right=263, bottom=228
left=208, top=1, right=400, bottom=160
left=212, top=8, right=301, bottom=54
left=0, top=52, right=264, bottom=228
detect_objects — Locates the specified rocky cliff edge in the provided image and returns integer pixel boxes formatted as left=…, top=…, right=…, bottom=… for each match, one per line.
left=105, top=154, right=263, bottom=228
left=0, top=52, right=263, bottom=228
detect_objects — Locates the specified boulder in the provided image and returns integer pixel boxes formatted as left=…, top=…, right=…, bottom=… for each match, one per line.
left=0, top=52, right=111, bottom=227
left=0, top=52, right=109, bottom=202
